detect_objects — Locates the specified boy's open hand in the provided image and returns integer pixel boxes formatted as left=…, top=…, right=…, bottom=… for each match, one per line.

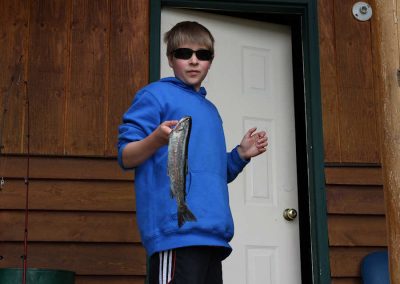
left=237, top=128, right=268, bottom=160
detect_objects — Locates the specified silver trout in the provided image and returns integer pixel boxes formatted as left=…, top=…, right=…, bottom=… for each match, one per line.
left=167, top=116, right=197, bottom=227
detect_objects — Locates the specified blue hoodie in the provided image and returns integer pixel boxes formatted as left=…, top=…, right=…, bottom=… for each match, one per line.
left=118, top=77, right=248, bottom=259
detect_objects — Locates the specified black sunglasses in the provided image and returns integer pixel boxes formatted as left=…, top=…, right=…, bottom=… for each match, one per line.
left=172, top=48, right=213, bottom=61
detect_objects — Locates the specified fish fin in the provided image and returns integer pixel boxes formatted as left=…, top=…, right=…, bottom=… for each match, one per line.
left=178, top=204, right=197, bottom=227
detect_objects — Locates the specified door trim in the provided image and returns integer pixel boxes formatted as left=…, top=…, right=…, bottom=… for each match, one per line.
left=149, top=1, right=330, bottom=283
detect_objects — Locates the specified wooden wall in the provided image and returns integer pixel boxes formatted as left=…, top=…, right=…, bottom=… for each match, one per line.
left=0, top=157, right=146, bottom=283
left=0, top=0, right=149, bottom=283
left=319, top=0, right=386, bottom=283
left=0, top=0, right=148, bottom=156
left=0, top=0, right=387, bottom=283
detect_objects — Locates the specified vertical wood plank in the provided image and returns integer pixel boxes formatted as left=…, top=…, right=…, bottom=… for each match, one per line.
left=318, top=0, right=341, bottom=162
left=0, top=0, right=29, bottom=154
left=373, top=0, right=400, bottom=282
left=106, top=0, right=149, bottom=156
left=28, top=0, right=70, bottom=154
left=337, top=87, right=379, bottom=163
left=334, top=0, right=380, bottom=163
left=65, top=0, right=110, bottom=155
left=334, top=2, right=374, bottom=89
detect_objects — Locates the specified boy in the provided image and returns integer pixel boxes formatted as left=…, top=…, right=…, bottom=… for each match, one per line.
left=118, top=21, right=268, bottom=284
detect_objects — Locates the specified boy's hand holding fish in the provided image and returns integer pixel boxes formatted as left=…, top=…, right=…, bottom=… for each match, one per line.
left=155, top=120, right=179, bottom=145
left=121, top=120, right=178, bottom=168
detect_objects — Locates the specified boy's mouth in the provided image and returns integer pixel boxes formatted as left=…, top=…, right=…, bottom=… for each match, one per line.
left=187, top=70, right=200, bottom=76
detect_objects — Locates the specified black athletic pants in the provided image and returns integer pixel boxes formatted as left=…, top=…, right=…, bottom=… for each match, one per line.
left=147, top=246, right=223, bottom=284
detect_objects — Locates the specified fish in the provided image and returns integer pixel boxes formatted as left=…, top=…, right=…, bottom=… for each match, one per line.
left=167, top=116, right=197, bottom=227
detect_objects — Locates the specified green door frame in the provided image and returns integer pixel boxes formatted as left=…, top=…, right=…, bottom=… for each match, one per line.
left=149, top=1, right=330, bottom=283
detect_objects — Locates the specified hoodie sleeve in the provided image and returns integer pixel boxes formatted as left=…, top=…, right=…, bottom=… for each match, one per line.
left=117, top=90, right=162, bottom=170
left=226, top=146, right=250, bottom=183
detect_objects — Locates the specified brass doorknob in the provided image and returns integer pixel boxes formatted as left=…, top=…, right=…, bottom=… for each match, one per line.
left=283, top=208, right=298, bottom=221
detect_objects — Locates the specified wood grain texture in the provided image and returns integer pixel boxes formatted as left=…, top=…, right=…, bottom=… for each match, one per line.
left=0, top=179, right=135, bottom=211
left=372, top=1, right=400, bottom=282
left=325, top=167, right=382, bottom=185
left=27, top=0, right=70, bottom=154
left=0, top=211, right=140, bottom=242
left=330, top=247, right=386, bottom=277
left=0, top=156, right=133, bottom=180
left=333, top=0, right=380, bottom=163
left=328, top=215, right=387, bottom=246
left=65, top=0, right=109, bottom=155
left=0, top=0, right=28, bottom=154
left=337, top=87, right=380, bottom=163
left=0, top=242, right=146, bottom=275
left=327, top=185, right=385, bottom=214
left=106, top=0, right=149, bottom=156
left=318, top=0, right=341, bottom=162
left=0, top=0, right=150, bottom=157
left=334, top=0, right=374, bottom=89
left=0, top=0, right=151, bottom=281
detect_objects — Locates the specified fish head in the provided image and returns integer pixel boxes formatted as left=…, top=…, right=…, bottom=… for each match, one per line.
left=174, top=116, right=192, bottom=132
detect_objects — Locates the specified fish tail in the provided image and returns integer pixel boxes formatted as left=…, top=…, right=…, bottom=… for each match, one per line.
left=178, top=204, right=197, bottom=227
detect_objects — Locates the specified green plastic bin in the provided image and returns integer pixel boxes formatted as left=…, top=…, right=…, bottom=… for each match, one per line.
left=0, top=268, right=75, bottom=284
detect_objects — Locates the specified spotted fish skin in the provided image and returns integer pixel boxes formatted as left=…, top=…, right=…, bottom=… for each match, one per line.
left=167, top=116, right=197, bottom=227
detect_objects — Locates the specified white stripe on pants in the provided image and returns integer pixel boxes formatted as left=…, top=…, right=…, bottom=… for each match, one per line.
left=158, top=250, right=173, bottom=284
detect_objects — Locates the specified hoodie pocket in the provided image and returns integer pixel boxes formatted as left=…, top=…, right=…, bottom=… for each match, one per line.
left=185, top=171, right=234, bottom=238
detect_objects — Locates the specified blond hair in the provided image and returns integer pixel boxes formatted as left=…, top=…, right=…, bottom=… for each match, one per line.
left=164, top=21, right=214, bottom=57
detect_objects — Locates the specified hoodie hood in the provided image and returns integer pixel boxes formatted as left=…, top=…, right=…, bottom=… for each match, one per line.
left=159, top=77, right=207, bottom=97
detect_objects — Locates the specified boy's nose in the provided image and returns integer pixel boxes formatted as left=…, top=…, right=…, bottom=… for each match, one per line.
left=189, top=54, right=199, bottom=64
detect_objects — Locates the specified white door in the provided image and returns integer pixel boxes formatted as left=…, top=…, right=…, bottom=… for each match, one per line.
left=161, top=8, right=301, bottom=284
